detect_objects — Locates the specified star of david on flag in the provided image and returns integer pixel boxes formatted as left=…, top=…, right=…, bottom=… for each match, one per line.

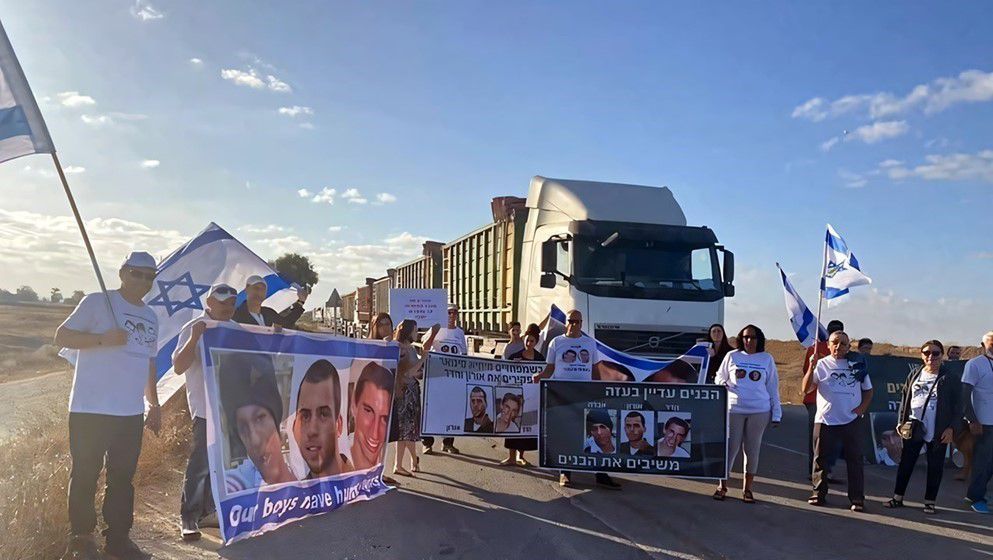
left=821, top=224, right=871, bottom=300
left=147, top=272, right=210, bottom=316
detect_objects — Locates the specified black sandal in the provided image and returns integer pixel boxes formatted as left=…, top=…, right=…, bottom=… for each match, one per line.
left=712, top=488, right=727, bottom=501
left=883, top=498, right=904, bottom=509
left=923, top=503, right=937, bottom=515
left=742, top=490, right=756, bottom=504
left=808, top=494, right=826, bottom=506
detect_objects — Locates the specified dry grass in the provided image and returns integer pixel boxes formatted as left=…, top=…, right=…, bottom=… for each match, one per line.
left=0, top=303, right=73, bottom=382
left=0, top=396, right=192, bottom=560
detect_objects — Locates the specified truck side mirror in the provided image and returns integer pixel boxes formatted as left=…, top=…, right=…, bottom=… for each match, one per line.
left=540, top=240, right=557, bottom=273
left=540, top=272, right=556, bottom=289
left=721, top=249, right=735, bottom=297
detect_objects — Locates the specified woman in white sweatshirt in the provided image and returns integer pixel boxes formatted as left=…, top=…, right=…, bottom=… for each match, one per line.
left=713, top=324, right=782, bottom=503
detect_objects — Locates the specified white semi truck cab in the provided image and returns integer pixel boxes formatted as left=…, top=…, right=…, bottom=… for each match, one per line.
left=519, top=176, right=735, bottom=357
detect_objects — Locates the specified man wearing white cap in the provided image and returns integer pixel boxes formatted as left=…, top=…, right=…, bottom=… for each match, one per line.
left=55, top=251, right=161, bottom=560
left=232, top=274, right=307, bottom=328
left=171, top=283, right=238, bottom=540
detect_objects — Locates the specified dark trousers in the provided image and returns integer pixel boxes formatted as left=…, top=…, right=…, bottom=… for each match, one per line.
left=68, top=412, right=143, bottom=539
left=893, top=436, right=947, bottom=502
left=806, top=403, right=840, bottom=477
left=422, top=436, right=455, bottom=447
left=813, top=420, right=864, bottom=503
left=181, top=417, right=213, bottom=525
left=967, top=426, right=993, bottom=503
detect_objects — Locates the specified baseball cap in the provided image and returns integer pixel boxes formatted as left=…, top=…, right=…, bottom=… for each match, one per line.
left=121, top=251, right=156, bottom=270
left=208, top=283, right=238, bottom=301
left=245, top=274, right=267, bottom=288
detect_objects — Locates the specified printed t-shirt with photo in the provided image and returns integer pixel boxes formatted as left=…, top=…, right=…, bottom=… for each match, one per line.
left=60, top=290, right=158, bottom=416
left=546, top=335, right=598, bottom=381
left=963, top=355, right=993, bottom=425
left=812, top=356, right=872, bottom=426
left=909, top=370, right=939, bottom=442
left=432, top=327, right=467, bottom=355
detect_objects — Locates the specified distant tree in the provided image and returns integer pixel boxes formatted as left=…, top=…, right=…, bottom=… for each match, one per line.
left=268, top=253, right=319, bottom=288
left=15, top=285, right=38, bottom=302
left=50, top=287, right=63, bottom=304
left=65, top=290, right=86, bottom=305
left=0, top=288, right=14, bottom=303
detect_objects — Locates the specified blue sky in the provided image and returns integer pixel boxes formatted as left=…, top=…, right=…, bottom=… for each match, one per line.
left=1, top=1, right=991, bottom=344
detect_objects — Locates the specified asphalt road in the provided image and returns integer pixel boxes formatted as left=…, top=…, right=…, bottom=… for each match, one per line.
left=149, top=404, right=993, bottom=560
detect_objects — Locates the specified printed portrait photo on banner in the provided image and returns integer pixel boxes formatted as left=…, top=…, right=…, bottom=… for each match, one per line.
left=619, top=410, right=656, bottom=456
left=494, top=387, right=524, bottom=434
left=583, top=409, right=618, bottom=454
left=215, top=350, right=296, bottom=492
left=871, top=411, right=901, bottom=467
left=290, top=358, right=352, bottom=479
left=656, top=413, right=692, bottom=458
left=643, top=358, right=702, bottom=384
left=464, top=385, right=495, bottom=433
left=346, top=360, right=395, bottom=473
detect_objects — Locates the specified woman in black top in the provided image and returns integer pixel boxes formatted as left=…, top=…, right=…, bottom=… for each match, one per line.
left=502, top=325, right=544, bottom=466
left=884, top=340, right=962, bottom=514
left=704, top=323, right=734, bottom=384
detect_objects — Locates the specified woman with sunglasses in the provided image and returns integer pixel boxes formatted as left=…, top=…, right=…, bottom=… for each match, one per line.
left=712, top=324, right=781, bottom=503
left=884, top=340, right=962, bottom=514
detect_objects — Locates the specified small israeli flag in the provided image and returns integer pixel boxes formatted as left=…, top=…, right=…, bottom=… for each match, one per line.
left=0, top=19, right=55, bottom=164
left=778, top=264, right=826, bottom=348
left=147, top=222, right=298, bottom=403
left=822, top=224, right=871, bottom=300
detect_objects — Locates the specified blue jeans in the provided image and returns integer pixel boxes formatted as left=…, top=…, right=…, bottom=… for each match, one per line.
left=967, top=426, right=993, bottom=503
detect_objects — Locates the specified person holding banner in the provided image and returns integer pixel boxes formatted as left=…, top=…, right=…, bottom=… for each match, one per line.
left=533, top=310, right=622, bottom=490
left=502, top=324, right=543, bottom=467
left=713, top=324, right=781, bottom=503
left=704, top=323, right=734, bottom=384
left=232, top=274, right=307, bottom=328
left=502, top=321, right=525, bottom=359
left=55, top=252, right=161, bottom=560
left=367, top=313, right=400, bottom=485
left=171, top=283, right=239, bottom=541
left=884, top=340, right=962, bottom=514
left=423, top=305, right=465, bottom=454
left=394, top=319, right=441, bottom=476
left=963, top=332, right=993, bottom=514
left=803, top=331, right=873, bottom=512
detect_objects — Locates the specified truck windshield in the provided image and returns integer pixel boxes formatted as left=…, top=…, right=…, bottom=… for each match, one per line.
left=572, top=236, right=723, bottom=302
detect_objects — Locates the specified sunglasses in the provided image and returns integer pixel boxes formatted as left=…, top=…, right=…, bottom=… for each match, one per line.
left=127, top=269, right=156, bottom=281
left=741, top=335, right=757, bottom=341
left=567, top=319, right=582, bottom=324
left=922, top=350, right=942, bottom=357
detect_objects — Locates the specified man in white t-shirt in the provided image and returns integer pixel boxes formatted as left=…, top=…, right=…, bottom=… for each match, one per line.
left=533, top=309, right=621, bottom=490
left=423, top=304, right=466, bottom=454
left=964, top=331, right=993, bottom=513
left=171, top=283, right=238, bottom=540
left=802, top=331, right=874, bottom=511
left=55, top=252, right=161, bottom=560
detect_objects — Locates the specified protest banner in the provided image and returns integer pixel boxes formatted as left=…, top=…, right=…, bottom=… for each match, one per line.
left=540, top=380, right=728, bottom=478
left=200, top=321, right=399, bottom=544
left=422, top=353, right=543, bottom=438
left=389, top=289, right=448, bottom=327
left=862, top=355, right=965, bottom=466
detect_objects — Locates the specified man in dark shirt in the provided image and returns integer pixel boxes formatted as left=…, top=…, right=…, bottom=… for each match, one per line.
left=232, top=275, right=306, bottom=328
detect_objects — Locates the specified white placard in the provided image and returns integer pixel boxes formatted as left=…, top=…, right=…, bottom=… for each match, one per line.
left=388, top=289, right=448, bottom=327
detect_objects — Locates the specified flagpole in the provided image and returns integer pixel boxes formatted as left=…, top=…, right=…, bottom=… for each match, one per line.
left=51, top=152, right=116, bottom=317
left=814, top=226, right=828, bottom=344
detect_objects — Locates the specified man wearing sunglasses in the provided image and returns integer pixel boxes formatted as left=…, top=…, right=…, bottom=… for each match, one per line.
left=56, top=251, right=161, bottom=560
left=232, top=275, right=307, bottom=329
left=533, top=309, right=622, bottom=490
left=171, top=283, right=239, bottom=540
left=423, top=304, right=466, bottom=454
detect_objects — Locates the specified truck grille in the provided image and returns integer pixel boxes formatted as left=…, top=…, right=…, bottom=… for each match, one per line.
left=593, top=329, right=703, bottom=357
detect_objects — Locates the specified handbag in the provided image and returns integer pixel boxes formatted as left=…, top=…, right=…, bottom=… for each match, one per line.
left=897, top=370, right=936, bottom=441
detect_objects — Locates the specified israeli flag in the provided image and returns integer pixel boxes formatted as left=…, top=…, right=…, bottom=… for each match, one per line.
left=822, top=224, right=872, bottom=299
left=0, top=20, right=54, bottom=164
left=778, top=264, right=826, bottom=348
left=147, top=222, right=298, bottom=403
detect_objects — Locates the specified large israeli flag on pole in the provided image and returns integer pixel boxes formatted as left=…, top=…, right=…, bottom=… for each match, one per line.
left=0, top=19, right=54, bottom=164
left=822, top=224, right=872, bottom=299
left=146, top=222, right=299, bottom=403
left=778, top=264, right=827, bottom=347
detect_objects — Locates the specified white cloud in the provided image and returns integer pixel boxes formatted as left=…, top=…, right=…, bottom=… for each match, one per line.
left=375, top=192, right=397, bottom=204
left=189, top=58, right=204, bottom=67
left=311, top=187, right=336, bottom=204
left=220, top=68, right=291, bottom=93
left=299, top=122, right=316, bottom=130
left=255, top=235, right=313, bottom=255
left=878, top=159, right=903, bottom=168
left=346, top=197, right=368, bottom=205
left=846, top=120, right=909, bottom=144
left=80, top=112, right=147, bottom=127
left=140, top=159, right=160, bottom=169
left=792, top=69, right=993, bottom=121
left=341, top=188, right=362, bottom=199
left=131, top=0, right=164, bottom=21
left=307, top=233, right=430, bottom=297
left=297, top=188, right=313, bottom=198
left=819, top=137, right=840, bottom=152
left=327, top=226, right=344, bottom=233
left=880, top=149, right=993, bottom=184
left=278, top=106, right=314, bottom=117
left=62, top=165, right=85, bottom=175
left=238, top=224, right=287, bottom=235
left=838, top=170, right=867, bottom=189
left=57, top=91, right=96, bottom=108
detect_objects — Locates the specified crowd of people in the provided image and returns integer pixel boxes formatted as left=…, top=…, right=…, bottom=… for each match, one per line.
left=54, top=251, right=993, bottom=560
